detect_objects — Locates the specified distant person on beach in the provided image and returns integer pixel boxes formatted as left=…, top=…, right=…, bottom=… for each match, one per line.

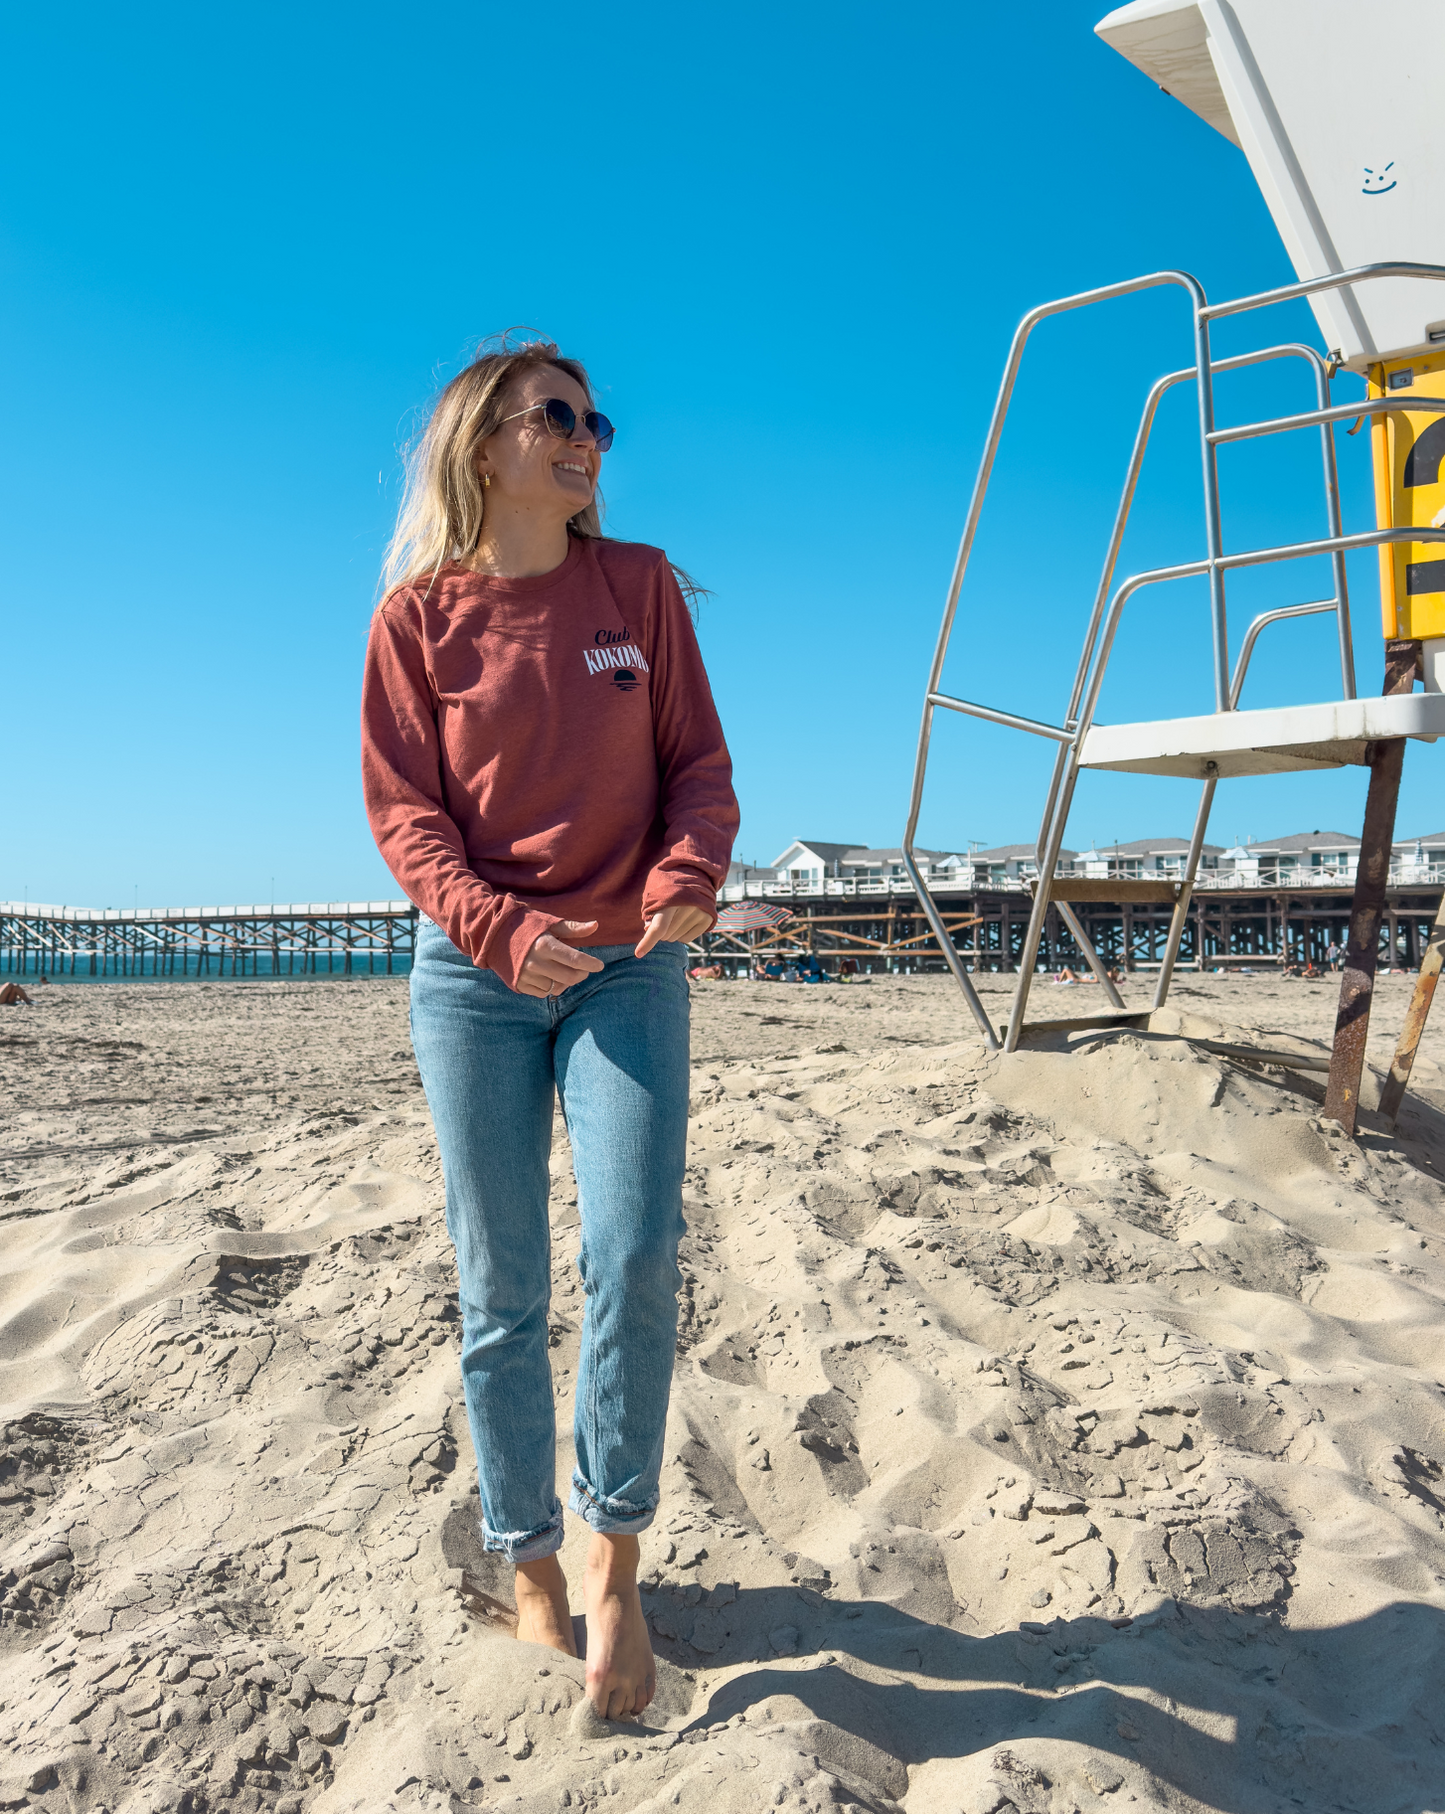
left=0, top=983, right=32, bottom=1006
left=361, top=334, right=738, bottom=1720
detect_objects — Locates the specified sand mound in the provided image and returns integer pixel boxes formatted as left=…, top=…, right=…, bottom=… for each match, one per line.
left=2, top=972, right=1444, bottom=1813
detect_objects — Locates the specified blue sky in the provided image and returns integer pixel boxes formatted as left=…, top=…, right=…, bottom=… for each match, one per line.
left=0, top=1, right=1423, bottom=908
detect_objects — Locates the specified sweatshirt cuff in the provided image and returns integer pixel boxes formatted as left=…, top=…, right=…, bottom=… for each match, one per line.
left=641, top=868, right=721, bottom=932
left=476, top=901, right=566, bottom=992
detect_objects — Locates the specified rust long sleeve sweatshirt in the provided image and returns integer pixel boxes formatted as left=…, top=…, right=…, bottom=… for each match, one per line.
left=361, top=536, right=739, bottom=991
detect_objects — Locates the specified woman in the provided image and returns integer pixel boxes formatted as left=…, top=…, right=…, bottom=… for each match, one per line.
left=361, top=335, right=738, bottom=1719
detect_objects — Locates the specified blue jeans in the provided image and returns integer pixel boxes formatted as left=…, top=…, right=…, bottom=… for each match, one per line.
left=409, top=920, right=690, bottom=1562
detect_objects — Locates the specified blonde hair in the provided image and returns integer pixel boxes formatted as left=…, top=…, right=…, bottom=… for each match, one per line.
left=380, top=331, right=603, bottom=602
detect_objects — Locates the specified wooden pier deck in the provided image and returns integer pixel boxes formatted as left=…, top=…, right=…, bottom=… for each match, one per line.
left=0, top=901, right=418, bottom=979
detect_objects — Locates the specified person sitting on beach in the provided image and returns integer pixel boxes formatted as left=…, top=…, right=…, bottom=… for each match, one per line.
left=362, top=336, right=738, bottom=1721
left=0, top=984, right=33, bottom=1006
left=761, top=959, right=784, bottom=981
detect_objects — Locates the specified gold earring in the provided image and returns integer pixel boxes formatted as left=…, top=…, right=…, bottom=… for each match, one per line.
left=483, top=473, right=491, bottom=490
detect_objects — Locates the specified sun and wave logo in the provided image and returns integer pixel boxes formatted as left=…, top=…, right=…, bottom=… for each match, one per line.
left=583, top=629, right=649, bottom=690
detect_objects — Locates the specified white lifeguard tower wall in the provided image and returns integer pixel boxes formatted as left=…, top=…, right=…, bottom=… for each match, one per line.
left=1095, top=0, right=1445, bottom=371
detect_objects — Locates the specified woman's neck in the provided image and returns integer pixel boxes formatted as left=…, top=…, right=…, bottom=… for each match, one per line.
left=468, top=503, right=572, bottom=579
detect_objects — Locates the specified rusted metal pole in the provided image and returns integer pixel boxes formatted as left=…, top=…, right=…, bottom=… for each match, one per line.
left=1379, top=885, right=1445, bottom=1125
left=1323, top=641, right=1420, bottom=1132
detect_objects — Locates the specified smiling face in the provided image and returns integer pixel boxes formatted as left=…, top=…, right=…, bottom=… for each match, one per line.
left=1362, top=162, right=1397, bottom=194
left=477, top=364, right=601, bottom=526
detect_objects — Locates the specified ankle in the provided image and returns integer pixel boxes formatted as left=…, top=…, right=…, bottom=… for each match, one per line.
left=585, top=1534, right=640, bottom=1586
left=515, top=1555, right=566, bottom=1598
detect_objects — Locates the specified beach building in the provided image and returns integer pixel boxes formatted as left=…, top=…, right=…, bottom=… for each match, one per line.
left=1394, top=833, right=1445, bottom=884
left=1072, top=838, right=1225, bottom=880
left=954, top=844, right=1077, bottom=885
left=768, top=841, right=961, bottom=885
left=1233, top=831, right=1361, bottom=884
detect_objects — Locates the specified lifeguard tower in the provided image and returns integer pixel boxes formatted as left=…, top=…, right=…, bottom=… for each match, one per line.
left=902, top=0, right=1445, bottom=1133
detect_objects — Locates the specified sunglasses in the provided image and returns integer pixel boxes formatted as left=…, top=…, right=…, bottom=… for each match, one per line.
left=497, top=398, right=615, bottom=453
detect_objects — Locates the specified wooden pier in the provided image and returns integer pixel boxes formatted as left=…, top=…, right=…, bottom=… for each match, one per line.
left=6, top=879, right=1441, bottom=982
left=702, top=880, right=1445, bottom=975
left=0, top=901, right=418, bottom=979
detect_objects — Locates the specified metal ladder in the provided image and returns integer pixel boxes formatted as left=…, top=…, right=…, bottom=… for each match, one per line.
left=902, top=261, right=1445, bottom=1056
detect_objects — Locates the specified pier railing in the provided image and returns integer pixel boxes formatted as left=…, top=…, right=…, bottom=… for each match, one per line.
left=0, top=900, right=418, bottom=979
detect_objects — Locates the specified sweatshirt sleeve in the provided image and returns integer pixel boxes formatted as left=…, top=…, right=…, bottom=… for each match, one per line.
left=360, top=595, right=562, bottom=989
left=639, top=560, right=740, bottom=928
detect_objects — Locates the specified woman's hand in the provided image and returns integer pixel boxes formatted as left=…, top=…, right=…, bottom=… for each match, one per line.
left=635, top=904, right=713, bottom=959
left=517, top=921, right=605, bottom=998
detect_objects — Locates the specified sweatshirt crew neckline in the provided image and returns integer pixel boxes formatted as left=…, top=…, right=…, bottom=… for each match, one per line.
left=442, top=534, right=587, bottom=597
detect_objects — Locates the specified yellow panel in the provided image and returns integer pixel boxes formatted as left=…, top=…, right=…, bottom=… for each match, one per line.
left=1376, top=350, right=1445, bottom=641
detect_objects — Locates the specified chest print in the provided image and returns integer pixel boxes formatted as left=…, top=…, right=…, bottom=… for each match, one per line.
left=581, top=625, right=650, bottom=691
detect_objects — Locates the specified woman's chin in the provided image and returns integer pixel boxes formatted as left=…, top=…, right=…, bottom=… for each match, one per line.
left=552, top=478, right=595, bottom=507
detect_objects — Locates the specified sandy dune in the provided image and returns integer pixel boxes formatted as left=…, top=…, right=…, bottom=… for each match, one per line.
left=2, top=969, right=1444, bottom=1814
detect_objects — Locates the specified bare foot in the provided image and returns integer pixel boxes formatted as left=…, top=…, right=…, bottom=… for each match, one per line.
left=582, top=1534, right=656, bottom=1719
left=513, top=1554, right=578, bottom=1657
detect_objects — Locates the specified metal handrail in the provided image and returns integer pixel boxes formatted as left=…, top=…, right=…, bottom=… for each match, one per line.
left=1075, top=526, right=1445, bottom=759
left=900, top=269, right=1217, bottom=1046
left=1028, top=341, right=1354, bottom=913
left=1198, top=260, right=1445, bottom=322
left=926, top=692, right=1074, bottom=743
left=1228, top=600, right=1336, bottom=709
left=901, top=258, right=1445, bottom=1049
left=1003, top=521, right=1445, bottom=1049
left=1208, top=393, right=1445, bottom=445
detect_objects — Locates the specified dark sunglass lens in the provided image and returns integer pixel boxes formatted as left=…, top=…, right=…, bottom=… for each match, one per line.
left=587, top=412, right=616, bottom=452
left=542, top=398, right=576, bottom=438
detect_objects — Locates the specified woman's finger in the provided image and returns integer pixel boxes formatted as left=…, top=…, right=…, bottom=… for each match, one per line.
left=540, top=937, right=605, bottom=974
left=633, top=913, right=668, bottom=958
left=531, top=953, right=599, bottom=986
left=635, top=906, right=714, bottom=959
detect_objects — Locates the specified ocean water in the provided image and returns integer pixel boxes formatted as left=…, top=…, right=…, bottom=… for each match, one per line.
left=3, top=950, right=411, bottom=983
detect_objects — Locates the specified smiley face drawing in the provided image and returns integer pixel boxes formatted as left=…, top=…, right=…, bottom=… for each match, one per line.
left=1363, top=162, right=1397, bottom=194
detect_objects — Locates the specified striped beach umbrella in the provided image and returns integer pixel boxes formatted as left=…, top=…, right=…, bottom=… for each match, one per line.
left=712, top=902, right=795, bottom=932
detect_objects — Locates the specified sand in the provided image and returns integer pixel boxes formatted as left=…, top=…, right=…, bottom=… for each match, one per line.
left=2, top=967, right=1445, bottom=1814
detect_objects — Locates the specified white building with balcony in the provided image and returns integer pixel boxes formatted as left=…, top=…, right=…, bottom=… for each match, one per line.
left=1072, top=837, right=1225, bottom=880
left=947, top=843, right=1079, bottom=887
left=768, top=841, right=960, bottom=887
left=1237, top=831, right=1360, bottom=885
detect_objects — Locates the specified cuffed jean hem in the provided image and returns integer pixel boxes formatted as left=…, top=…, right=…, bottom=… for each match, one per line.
left=481, top=1505, right=565, bottom=1564
left=568, top=1471, right=658, bottom=1537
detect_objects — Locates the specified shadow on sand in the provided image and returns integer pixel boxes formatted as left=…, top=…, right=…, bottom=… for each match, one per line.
left=670, top=1586, right=1445, bottom=1813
